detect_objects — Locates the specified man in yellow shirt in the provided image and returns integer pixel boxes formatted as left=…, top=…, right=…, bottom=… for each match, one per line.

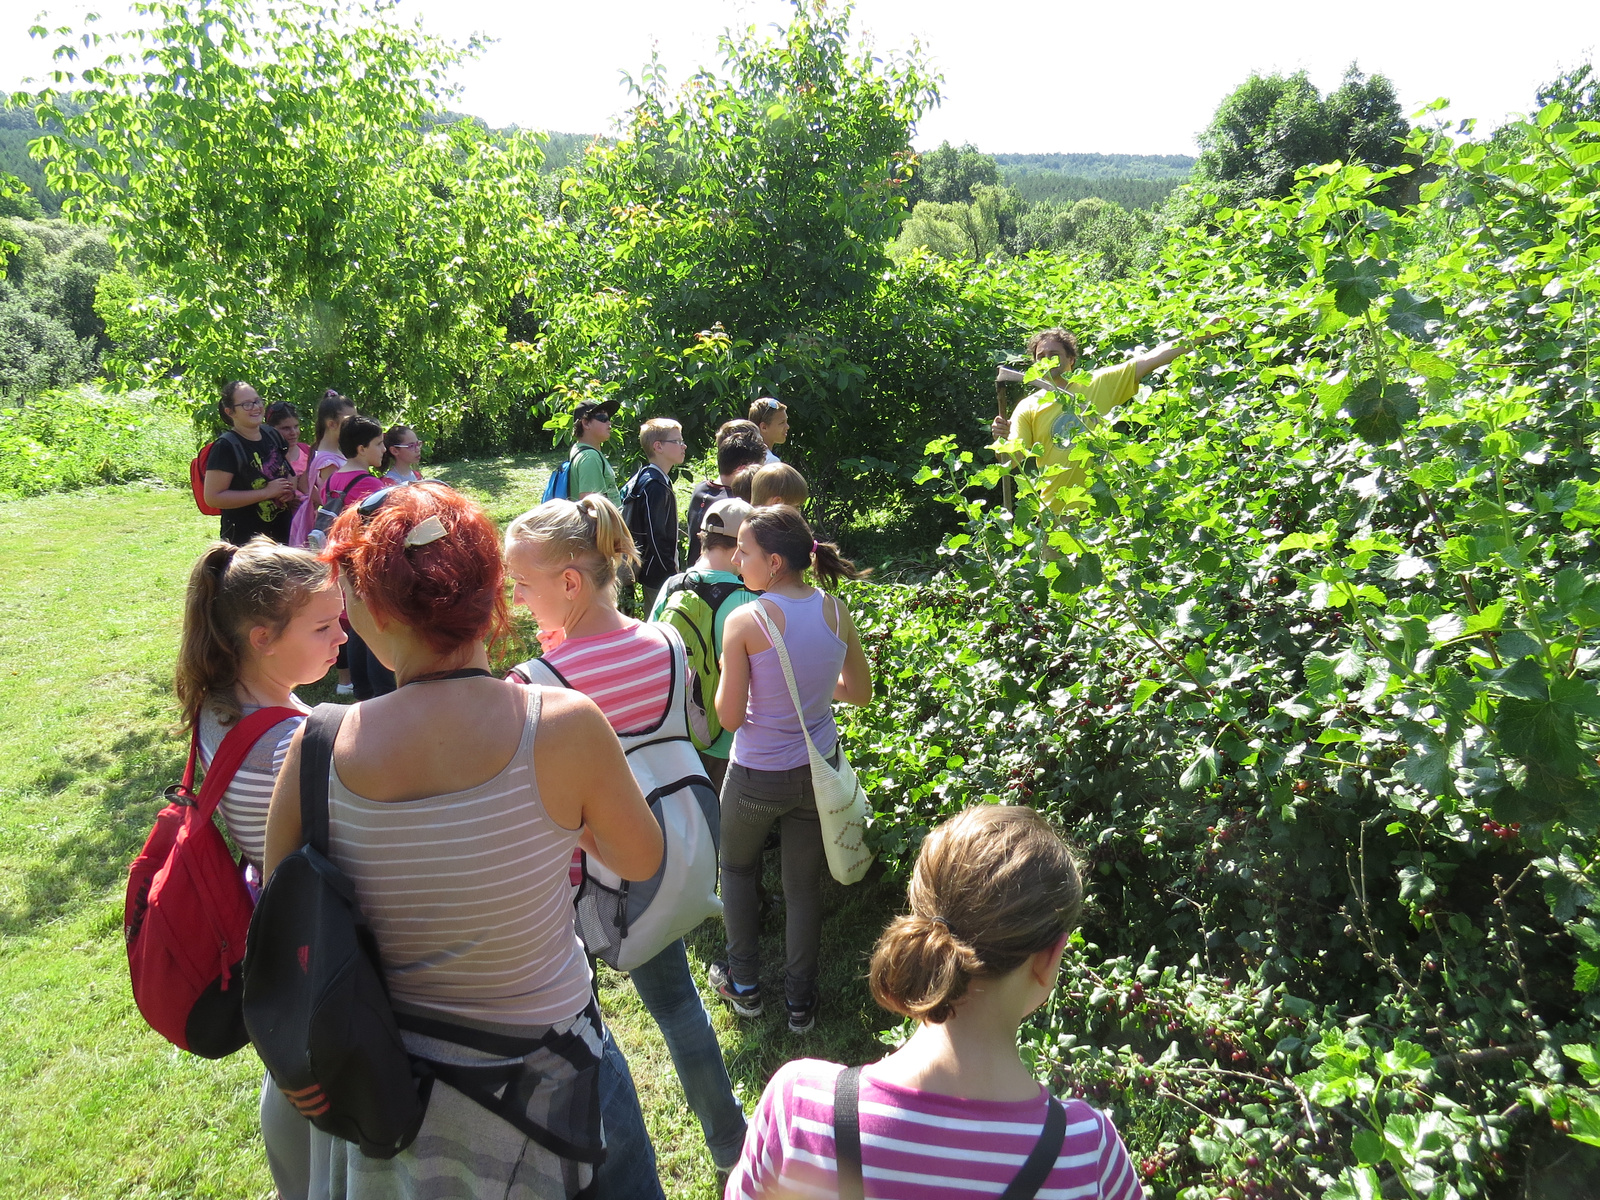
left=991, top=327, right=1198, bottom=510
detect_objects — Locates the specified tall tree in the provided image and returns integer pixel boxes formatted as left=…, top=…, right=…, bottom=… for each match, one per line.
left=21, top=0, right=545, bottom=423
left=1193, top=65, right=1407, bottom=205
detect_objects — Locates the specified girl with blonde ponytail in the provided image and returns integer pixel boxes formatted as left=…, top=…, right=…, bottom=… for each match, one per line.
left=173, top=536, right=346, bottom=1199
left=503, top=495, right=748, bottom=1184
left=726, top=805, right=1145, bottom=1200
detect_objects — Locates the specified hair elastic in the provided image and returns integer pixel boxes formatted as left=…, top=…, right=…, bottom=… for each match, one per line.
left=811, top=539, right=819, bottom=556
left=930, top=915, right=950, bottom=930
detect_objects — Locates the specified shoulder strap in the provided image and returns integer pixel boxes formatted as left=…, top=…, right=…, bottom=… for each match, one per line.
left=999, top=1097, right=1068, bottom=1200
left=834, top=1065, right=864, bottom=1200
left=747, top=603, right=824, bottom=762
left=194, top=705, right=301, bottom=822
left=515, top=657, right=571, bottom=689
left=297, top=704, right=351, bottom=856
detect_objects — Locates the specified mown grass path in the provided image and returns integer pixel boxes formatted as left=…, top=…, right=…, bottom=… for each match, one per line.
left=0, top=461, right=899, bottom=1197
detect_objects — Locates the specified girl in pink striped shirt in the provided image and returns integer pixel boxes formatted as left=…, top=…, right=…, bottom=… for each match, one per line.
left=725, top=805, right=1145, bottom=1200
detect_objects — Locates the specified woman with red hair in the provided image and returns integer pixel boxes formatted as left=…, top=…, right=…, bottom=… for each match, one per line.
left=263, top=481, right=665, bottom=1199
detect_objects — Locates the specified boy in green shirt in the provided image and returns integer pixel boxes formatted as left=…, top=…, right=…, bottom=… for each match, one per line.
left=570, top=398, right=623, bottom=509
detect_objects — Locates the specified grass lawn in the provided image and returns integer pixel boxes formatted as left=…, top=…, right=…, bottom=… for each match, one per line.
left=0, top=454, right=903, bottom=1198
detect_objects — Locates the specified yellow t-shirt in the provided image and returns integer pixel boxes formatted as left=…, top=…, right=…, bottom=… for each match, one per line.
left=1006, top=361, right=1139, bottom=510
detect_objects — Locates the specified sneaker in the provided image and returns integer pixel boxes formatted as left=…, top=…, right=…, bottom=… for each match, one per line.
left=708, top=961, right=763, bottom=1018
left=335, top=683, right=354, bottom=696
left=786, top=993, right=818, bottom=1034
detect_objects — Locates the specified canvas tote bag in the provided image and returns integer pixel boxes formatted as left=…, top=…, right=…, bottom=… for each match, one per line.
left=748, top=601, right=873, bottom=884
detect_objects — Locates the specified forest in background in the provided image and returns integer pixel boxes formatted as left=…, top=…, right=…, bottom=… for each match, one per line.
left=3, top=2, right=1600, bottom=1195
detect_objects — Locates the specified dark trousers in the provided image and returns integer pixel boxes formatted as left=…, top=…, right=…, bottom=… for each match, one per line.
left=719, top=752, right=833, bottom=1006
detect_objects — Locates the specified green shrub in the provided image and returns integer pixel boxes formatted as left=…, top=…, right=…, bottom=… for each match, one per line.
left=842, top=104, right=1600, bottom=1197
left=0, top=386, right=193, bottom=499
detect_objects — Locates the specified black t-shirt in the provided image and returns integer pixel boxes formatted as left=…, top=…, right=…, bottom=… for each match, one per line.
left=208, top=427, right=295, bottom=545
left=685, top=480, right=731, bottom=566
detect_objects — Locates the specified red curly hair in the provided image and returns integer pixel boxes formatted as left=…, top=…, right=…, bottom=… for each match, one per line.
left=321, top=481, right=509, bottom=656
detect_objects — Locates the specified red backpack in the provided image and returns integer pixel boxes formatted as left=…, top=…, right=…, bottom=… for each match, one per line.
left=125, top=705, right=298, bottom=1058
left=189, top=436, right=226, bottom=516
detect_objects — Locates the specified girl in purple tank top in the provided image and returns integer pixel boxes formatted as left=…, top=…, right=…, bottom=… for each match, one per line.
left=712, top=505, right=873, bottom=1033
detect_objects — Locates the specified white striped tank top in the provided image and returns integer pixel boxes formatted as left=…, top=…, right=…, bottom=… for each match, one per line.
left=325, top=688, right=592, bottom=1026
left=199, top=700, right=310, bottom=870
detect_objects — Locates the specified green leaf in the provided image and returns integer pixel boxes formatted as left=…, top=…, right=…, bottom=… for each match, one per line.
left=1563, top=481, right=1600, bottom=529
left=1326, top=256, right=1397, bottom=317
left=1325, top=1166, right=1382, bottom=1200
left=1130, top=680, right=1163, bottom=712
left=1400, top=730, right=1452, bottom=794
left=1386, top=288, right=1446, bottom=340
left=1343, top=377, right=1418, bottom=445
left=1180, top=747, right=1220, bottom=791
left=1379, top=1040, right=1433, bottom=1078
left=1568, top=1095, right=1600, bottom=1148
left=1351, top=1128, right=1384, bottom=1165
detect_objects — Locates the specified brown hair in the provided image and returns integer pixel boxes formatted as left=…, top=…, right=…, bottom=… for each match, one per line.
left=728, top=463, right=758, bottom=502
left=752, top=462, right=808, bottom=507
left=1026, top=328, right=1079, bottom=366
left=639, top=417, right=682, bottom=457
left=322, top=481, right=510, bottom=656
left=313, top=389, right=354, bottom=446
left=716, top=420, right=768, bottom=479
left=702, top=531, right=738, bottom=554
left=743, top=505, right=868, bottom=591
left=870, top=806, right=1083, bottom=1024
left=504, top=495, right=641, bottom=600
left=748, top=396, right=786, bottom=426
left=175, top=538, right=332, bottom=729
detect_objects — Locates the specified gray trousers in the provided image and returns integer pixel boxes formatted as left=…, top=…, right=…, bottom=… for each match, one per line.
left=719, top=751, right=835, bottom=1006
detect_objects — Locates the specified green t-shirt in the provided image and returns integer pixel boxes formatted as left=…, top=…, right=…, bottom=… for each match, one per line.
left=648, top=567, right=759, bottom=758
left=569, top=442, right=621, bottom=510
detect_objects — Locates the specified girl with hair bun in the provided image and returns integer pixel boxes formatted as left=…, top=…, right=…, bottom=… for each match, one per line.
left=264, top=482, right=665, bottom=1200
left=174, top=536, right=346, bottom=1199
left=726, top=805, right=1145, bottom=1200
left=710, top=504, right=872, bottom=1033
left=503, top=495, right=749, bottom=1187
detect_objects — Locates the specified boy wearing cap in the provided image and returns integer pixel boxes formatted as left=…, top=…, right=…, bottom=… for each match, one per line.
left=649, top=496, right=760, bottom=789
left=570, top=398, right=623, bottom=509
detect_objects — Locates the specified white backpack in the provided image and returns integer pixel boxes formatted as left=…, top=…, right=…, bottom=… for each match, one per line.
left=510, top=624, right=723, bottom=971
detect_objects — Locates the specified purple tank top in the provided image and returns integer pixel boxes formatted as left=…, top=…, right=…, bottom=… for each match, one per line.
left=730, top=590, right=846, bottom=771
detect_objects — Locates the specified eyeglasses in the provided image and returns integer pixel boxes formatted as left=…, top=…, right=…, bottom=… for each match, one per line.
left=390, top=441, right=423, bottom=451
left=752, top=398, right=781, bottom=413
left=231, top=398, right=265, bottom=411
left=591, top=413, right=612, bottom=424
left=357, top=484, right=404, bottom=517
left=660, top=438, right=686, bottom=445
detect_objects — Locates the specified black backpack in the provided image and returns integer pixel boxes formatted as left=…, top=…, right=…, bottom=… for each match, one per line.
left=242, top=705, right=432, bottom=1159
left=242, top=702, right=610, bottom=1166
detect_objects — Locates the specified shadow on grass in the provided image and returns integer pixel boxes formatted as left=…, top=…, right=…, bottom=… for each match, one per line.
left=0, top=719, right=186, bottom=939
left=429, top=451, right=562, bottom=499
left=684, top=856, right=907, bottom=1088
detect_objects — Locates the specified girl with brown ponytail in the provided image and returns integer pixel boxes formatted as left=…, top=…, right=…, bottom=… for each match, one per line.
left=710, top=504, right=872, bottom=1033
left=173, top=536, right=346, bottom=1199
left=726, top=805, right=1145, bottom=1200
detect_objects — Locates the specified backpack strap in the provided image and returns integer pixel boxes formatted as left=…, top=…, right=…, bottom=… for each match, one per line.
left=512, top=657, right=571, bottom=688
left=999, top=1096, right=1067, bottom=1200
left=297, top=704, right=352, bottom=857
left=193, top=705, right=302, bottom=822
left=834, top=1065, right=864, bottom=1200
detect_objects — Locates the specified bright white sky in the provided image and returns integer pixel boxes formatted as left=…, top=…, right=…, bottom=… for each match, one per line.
left=3, top=0, right=1597, bottom=155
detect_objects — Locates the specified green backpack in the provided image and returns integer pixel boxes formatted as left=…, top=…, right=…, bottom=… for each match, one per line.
left=654, top=574, right=747, bottom=751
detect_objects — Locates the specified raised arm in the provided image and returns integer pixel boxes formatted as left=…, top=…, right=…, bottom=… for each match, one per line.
left=1130, top=338, right=1194, bottom=381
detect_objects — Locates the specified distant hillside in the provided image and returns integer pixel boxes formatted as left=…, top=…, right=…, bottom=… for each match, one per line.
left=0, top=103, right=63, bottom=215
left=994, top=152, right=1194, bottom=211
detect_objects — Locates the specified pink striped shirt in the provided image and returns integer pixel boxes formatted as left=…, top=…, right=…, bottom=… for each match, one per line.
left=540, top=620, right=673, bottom=735
left=726, top=1058, right=1145, bottom=1200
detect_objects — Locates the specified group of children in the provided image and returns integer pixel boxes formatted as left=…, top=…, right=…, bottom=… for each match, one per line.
left=177, top=379, right=1145, bottom=1198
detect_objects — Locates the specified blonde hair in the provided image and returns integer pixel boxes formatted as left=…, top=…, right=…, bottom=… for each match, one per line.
left=869, top=806, right=1082, bottom=1024
left=640, top=418, right=682, bottom=457
left=174, top=539, right=332, bottom=730
left=504, top=495, right=641, bottom=597
left=752, top=462, right=808, bottom=507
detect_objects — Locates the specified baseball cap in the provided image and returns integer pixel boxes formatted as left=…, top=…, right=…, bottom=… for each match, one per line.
left=573, top=398, right=621, bottom=424
left=703, top=497, right=753, bottom=540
